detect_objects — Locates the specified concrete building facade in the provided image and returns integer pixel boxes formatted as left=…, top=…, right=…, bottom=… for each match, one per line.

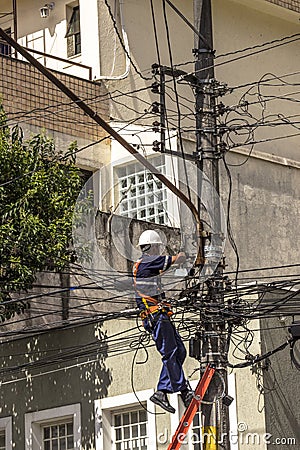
left=0, top=0, right=299, bottom=449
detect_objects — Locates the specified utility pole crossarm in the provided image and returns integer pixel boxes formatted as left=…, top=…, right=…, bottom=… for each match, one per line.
left=0, top=27, right=204, bottom=263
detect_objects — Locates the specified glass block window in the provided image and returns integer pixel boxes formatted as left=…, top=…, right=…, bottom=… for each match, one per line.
left=192, top=411, right=201, bottom=449
left=0, top=431, right=5, bottom=450
left=113, top=409, right=148, bottom=450
left=115, top=155, right=168, bottom=225
left=43, top=422, right=74, bottom=450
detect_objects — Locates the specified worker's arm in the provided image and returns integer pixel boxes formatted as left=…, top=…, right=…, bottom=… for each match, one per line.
left=171, top=252, right=186, bottom=265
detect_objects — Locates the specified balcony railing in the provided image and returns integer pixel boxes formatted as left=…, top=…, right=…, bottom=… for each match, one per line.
left=22, top=46, right=93, bottom=80
left=0, top=11, right=92, bottom=80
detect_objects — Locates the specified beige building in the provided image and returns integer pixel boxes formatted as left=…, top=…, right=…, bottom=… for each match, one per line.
left=0, top=1, right=299, bottom=449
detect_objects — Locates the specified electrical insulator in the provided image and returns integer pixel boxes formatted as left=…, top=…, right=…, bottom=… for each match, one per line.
left=217, top=141, right=227, bottom=155
left=152, top=121, right=160, bottom=132
left=224, top=276, right=232, bottom=292
left=212, top=82, right=231, bottom=97
left=151, top=102, right=160, bottom=114
left=152, top=140, right=161, bottom=152
left=151, top=63, right=160, bottom=75
left=214, top=102, right=226, bottom=116
left=151, top=82, right=160, bottom=94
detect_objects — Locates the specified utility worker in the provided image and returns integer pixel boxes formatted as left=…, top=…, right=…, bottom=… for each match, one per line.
left=133, top=230, right=193, bottom=413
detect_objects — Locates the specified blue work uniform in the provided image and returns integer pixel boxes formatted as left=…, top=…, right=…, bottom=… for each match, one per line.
left=133, top=253, right=187, bottom=394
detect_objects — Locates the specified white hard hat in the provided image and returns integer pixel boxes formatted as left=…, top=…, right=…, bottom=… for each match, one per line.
left=138, top=230, right=163, bottom=247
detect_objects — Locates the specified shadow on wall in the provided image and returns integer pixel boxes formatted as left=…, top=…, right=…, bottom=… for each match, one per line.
left=0, top=322, right=112, bottom=449
left=261, top=311, right=300, bottom=450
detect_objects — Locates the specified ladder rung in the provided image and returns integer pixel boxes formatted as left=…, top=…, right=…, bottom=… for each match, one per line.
left=167, top=365, right=215, bottom=450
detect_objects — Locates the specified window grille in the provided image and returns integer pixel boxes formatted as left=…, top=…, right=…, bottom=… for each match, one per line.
left=115, top=155, right=168, bottom=225
left=43, top=421, right=74, bottom=450
left=113, top=409, right=148, bottom=450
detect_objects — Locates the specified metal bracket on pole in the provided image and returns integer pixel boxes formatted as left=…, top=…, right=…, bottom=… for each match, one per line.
left=167, top=364, right=215, bottom=450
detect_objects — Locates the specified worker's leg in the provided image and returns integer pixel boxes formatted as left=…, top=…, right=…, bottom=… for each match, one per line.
left=152, top=314, right=187, bottom=393
left=174, top=324, right=187, bottom=365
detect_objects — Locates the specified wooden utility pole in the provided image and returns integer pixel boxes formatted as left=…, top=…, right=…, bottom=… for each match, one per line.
left=193, top=1, right=230, bottom=449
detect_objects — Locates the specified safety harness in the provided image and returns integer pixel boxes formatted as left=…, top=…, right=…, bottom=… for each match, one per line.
left=133, top=258, right=173, bottom=320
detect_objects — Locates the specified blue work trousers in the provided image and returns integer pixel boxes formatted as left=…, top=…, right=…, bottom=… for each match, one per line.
left=151, top=313, right=187, bottom=393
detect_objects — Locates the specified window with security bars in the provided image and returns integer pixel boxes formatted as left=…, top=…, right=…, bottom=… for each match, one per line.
left=113, top=409, right=148, bottom=450
left=43, top=421, right=74, bottom=450
left=115, top=155, right=168, bottom=225
left=0, top=431, right=5, bottom=450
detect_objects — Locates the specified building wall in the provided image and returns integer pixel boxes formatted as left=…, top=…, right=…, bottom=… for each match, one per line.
left=97, top=0, right=196, bottom=122
left=220, top=150, right=300, bottom=276
left=1, top=154, right=299, bottom=448
left=1, top=1, right=299, bottom=448
left=0, top=322, right=112, bottom=450
left=230, top=318, right=268, bottom=450
left=0, top=54, right=110, bottom=170
left=213, top=0, right=299, bottom=162
left=1, top=0, right=101, bottom=79
left=95, top=0, right=299, bottom=161
left=260, top=291, right=300, bottom=450
left=0, top=216, right=189, bottom=449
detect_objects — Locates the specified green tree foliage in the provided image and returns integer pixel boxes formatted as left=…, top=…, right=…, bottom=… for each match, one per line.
left=0, top=104, right=83, bottom=320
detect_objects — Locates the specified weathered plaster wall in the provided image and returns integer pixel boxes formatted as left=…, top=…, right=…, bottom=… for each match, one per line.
left=0, top=322, right=111, bottom=450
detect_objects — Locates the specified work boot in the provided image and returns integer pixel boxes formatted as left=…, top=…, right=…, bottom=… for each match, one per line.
left=150, top=391, right=175, bottom=414
left=180, top=388, right=194, bottom=408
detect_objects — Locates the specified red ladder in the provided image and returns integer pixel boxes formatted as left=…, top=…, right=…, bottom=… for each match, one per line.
left=167, top=364, right=215, bottom=450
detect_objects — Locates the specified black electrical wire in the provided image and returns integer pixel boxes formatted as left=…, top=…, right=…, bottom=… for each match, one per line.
left=230, top=70, right=300, bottom=92
left=0, top=109, right=154, bottom=188
left=227, top=337, right=294, bottom=369
left=222, top=157, right=240, bottom=287
left=173, top=35, right=300, bottom=71
left=224, top=263, right=300, bottom=275
left=150, top=0, right=161, bottom=67
left=103, top=0, right=152, bottom=81
left=229, top=131, right=300, bottom=150
left=162, top=0, right=192, bottom=203
left=130, top=332, right=165, bottom=415
left=192, top=34, right=300, bottom=78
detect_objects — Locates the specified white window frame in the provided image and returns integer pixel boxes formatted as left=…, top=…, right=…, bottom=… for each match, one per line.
left=110, top=124, right=180, bottom=228
left=95, top=389, right=157, bottom=450
left=25, top=404, right=81, bottom=450
left=0, top=417, right=12, bottom=450
left=66, top=2, right=81, bottom=58
left=114, top=154, right=169, bottom=225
